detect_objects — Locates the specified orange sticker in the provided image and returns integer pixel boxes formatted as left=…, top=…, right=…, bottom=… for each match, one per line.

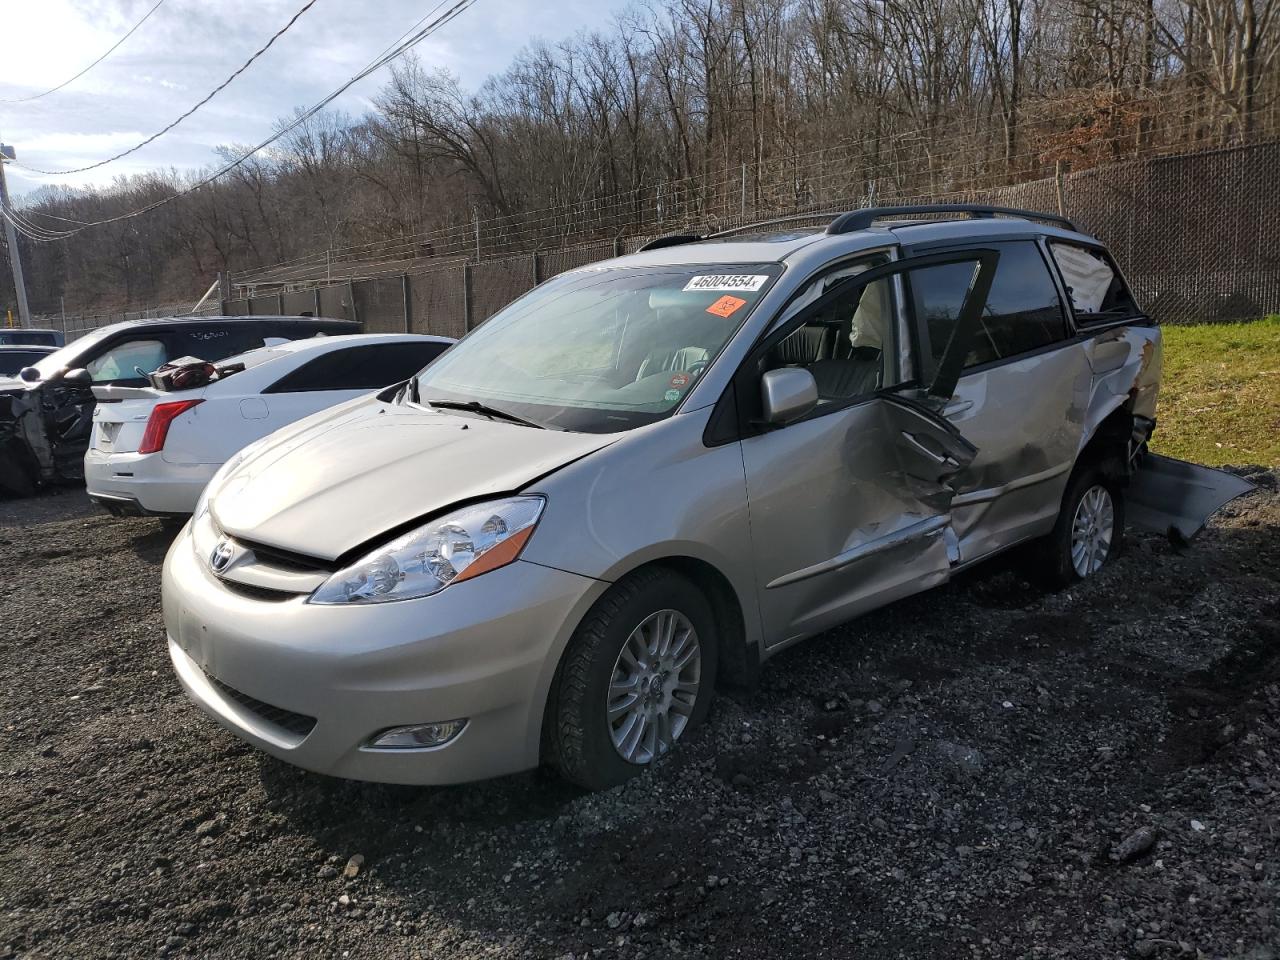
left=670, top=373, right=690, bottom=388
left=706, top=295, right=747, bottom=318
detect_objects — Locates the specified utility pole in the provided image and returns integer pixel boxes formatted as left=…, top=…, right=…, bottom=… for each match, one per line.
left=0, top=143, right=32, bottom=328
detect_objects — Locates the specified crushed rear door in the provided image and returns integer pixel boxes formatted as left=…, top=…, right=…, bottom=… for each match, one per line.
left=1126, top=454, right=1256, bottom=539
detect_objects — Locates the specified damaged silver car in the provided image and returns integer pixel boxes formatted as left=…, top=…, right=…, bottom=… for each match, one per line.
left=162, top=205, right=1251, bottom=791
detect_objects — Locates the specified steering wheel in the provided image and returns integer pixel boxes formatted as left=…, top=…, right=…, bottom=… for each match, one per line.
left=685, top=359, right=710, bottom=379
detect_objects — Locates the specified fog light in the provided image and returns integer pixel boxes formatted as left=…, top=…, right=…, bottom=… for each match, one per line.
left=369, top=720, right=466, bottom=749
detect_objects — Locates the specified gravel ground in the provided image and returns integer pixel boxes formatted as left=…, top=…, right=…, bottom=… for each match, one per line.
left=1, top=472, right=1278, bottom=960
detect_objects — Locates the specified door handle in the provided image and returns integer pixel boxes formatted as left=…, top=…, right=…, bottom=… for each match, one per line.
left=901, top=431, right=957, bottom=467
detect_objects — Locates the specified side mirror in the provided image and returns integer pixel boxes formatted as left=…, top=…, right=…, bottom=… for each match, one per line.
left=18, top=366, right=41, bottom=383
left=63, top=368, right=92, bottom=386
left=760, top=367, right=818, bottom=426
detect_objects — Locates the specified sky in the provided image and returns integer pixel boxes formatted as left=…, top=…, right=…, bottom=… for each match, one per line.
left=0, top=0, right=631, bottom=198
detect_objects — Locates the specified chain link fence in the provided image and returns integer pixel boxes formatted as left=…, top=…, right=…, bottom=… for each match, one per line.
left=36, top=140, right=1280, bottom=342
left=220, top=140, right=1280, bottom=336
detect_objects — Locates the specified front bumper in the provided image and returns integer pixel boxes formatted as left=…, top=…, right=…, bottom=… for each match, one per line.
left=85, top=449, right=213, bottom=516
left=161, top=527, right=606, bottom=784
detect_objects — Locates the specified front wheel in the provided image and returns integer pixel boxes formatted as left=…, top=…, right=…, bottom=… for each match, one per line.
left=1029, top=466, right=1125, bottom=589
left=547, top=568, right=718, bottom=790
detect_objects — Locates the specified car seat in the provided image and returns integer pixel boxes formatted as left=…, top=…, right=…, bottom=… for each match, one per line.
left=772, top=281, right=891, bottom=400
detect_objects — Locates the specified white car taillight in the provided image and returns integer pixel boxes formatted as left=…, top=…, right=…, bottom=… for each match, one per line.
left=138, top=399, right=203, bottom=454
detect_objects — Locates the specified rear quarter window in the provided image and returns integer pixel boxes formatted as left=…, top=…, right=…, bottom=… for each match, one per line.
left=1049, top=242, right=1141, bottom=324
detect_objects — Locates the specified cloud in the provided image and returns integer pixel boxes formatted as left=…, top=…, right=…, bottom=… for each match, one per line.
left=0, top=0, right=632, bottom=197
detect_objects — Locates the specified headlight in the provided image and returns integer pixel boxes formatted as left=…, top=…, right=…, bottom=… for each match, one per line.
left=309, top=496, right=545, bottom=605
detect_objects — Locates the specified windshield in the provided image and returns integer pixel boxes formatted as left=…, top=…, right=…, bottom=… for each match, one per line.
left=414, top=263, right=782, bottom=432
left=29, top=326, right=120, bottom=381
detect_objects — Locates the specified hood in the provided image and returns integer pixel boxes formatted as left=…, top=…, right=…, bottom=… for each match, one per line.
left=211, top=397, right=615, bottom=560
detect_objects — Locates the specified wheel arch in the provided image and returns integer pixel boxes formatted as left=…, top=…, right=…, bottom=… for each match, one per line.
left=536, top=552, right=760, bottom=765
left=643, top=555, right=758, bottom=692
left=1076, top=393, right=1140, bottom=484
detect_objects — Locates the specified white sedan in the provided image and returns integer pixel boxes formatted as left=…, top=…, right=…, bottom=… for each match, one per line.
left=84, top=333, right=453, bottom=518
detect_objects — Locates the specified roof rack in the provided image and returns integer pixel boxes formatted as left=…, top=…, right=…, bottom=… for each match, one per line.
left=637, top=233, right=704, bottom=252
left=638, top=213, right=842, bottom=251
left=827, top=204, right=1076, bottom=234
left=635, top=204, right=1076, bottom=253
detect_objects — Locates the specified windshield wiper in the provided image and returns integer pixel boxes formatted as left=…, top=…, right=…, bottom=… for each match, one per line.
left=422, top=397, right=545, bottom=429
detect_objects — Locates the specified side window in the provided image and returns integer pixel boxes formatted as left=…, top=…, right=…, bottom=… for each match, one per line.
left=1049, top=242, right=1140, bottom=322
left=763, top=272, right=900, bottom=403
left=763, top=255, right=898, bottom=402
left=266, top=342, right=449, bottom=393
left=913, top=241, right=1066, bottom=371
left=85, top=339, right=169, bottom=383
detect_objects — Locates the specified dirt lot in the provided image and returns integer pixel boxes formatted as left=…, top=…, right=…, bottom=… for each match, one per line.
left=1, top=474, right=1278, bottom=960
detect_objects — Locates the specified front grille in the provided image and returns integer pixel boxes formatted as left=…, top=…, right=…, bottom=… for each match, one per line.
left=235, top=537, right=336, bottom=574
left=218, top=579, right=297, bottom=602
left=206, top=675, right=317, bottom=738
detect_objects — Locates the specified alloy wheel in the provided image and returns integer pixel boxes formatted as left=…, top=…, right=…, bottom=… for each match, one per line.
left=1070, top=484, right=1115, bottom=577
left=607, top=609, right=701, bottom=764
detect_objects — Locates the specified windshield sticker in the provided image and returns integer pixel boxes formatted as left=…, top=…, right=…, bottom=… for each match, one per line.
left=706, top=295, right=748, bottom=318
left=683, top=274, right=768, bottom=293
left=664, top=389, right=682, bottom=402
left=669, top=373, right=690, bottom=388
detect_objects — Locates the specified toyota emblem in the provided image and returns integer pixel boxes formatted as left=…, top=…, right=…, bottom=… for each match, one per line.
left=210, top=539, right=235, bottom=574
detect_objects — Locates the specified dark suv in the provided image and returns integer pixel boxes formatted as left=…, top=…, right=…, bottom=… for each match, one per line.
left=0, top=315, right=358, bottom=496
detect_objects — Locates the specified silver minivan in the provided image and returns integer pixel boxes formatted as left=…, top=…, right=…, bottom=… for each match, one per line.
left=162, top=206, right=1181, bottom=790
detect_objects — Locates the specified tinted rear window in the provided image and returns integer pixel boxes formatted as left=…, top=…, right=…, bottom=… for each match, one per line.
left=266, top=341, right=450, bottom=393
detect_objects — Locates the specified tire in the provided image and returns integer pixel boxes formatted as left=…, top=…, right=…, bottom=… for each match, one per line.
left=548, top=567, right=718, bottom=791
left=0, top=444, right=39, bottom=499
left=1030, top=464, right=1125, bottom=589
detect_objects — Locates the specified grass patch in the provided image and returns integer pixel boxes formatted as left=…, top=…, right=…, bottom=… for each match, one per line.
left=1152, top=314, right=1280, bottom=467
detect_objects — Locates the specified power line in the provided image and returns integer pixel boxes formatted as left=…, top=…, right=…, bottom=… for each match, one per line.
left=11, top=0, right=324, bottom=176
left=0, top=0, right=170, bottom=104
left=1, top=0, right=478, bottom=242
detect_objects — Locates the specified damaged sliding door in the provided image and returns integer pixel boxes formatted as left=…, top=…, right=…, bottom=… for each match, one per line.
left=739, top=250, right=997, bottom=647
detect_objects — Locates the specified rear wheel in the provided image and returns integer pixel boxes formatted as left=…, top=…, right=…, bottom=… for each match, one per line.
left=548, top=568, right=718, bottom=790
left=1030, top=465, right=1125, bottom=588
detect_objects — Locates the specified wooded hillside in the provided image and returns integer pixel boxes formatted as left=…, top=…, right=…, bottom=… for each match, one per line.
left=4, top=0, right=1278, bottom=314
